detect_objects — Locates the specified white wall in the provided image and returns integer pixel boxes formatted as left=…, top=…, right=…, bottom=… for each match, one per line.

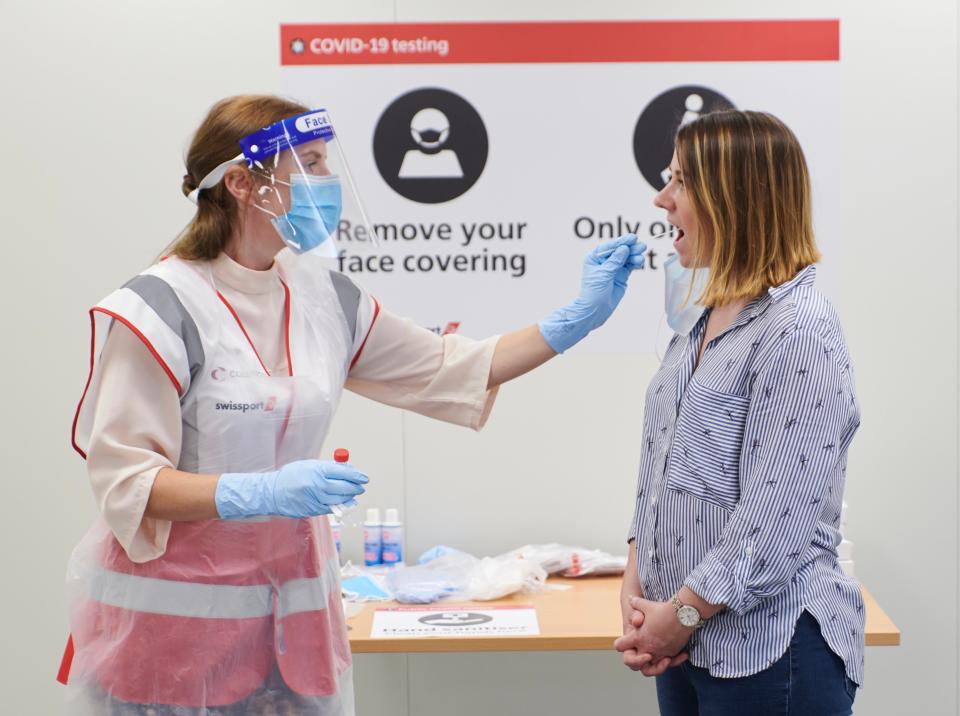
left=1, top=1, right=955, bottom=713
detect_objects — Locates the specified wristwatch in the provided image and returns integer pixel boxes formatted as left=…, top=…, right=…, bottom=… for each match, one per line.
left=670, top=595, right=706, bottom=629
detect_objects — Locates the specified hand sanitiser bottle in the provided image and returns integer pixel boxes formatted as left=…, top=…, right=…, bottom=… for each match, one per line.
left=363, top=508, right=382, bottom=567
left=380, top=508, right=403, bottom=567
left=329, top=448, right=359, bottom=524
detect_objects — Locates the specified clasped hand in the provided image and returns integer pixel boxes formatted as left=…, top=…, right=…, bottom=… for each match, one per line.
left=613, top=597, right=692, bottom=677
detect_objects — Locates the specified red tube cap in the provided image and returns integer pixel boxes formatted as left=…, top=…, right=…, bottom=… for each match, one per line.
left=334, top=448, right=350, bottom=463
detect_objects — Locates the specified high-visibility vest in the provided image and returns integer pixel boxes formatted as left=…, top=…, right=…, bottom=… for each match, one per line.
left=62, top=252, right=377, bottom=712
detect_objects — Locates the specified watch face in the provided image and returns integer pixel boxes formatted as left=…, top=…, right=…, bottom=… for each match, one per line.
left=677, top=605, right=701, bottom=627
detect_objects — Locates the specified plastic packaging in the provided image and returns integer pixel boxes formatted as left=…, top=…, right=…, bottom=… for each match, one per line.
left=417, top=545, right=462, bottom=564
left=363, top=508, right=382, bottom=567
left=386, top=549, right=547, bottom=604
left=381, top=508, right=403, bottom=567
left=385, top=554, right=468, bottom=603
left=502, top=543, right=627, bottom=577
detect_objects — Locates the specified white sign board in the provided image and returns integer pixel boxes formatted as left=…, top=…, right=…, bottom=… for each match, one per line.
left=280, top=21, right=840, bottom=353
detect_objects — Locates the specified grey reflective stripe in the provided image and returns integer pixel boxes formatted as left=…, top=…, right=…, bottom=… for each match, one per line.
left=179, top=396, right=199, bottom=473
left=277, top=557, right=340, bottom=619
left=87, top=559, right=338, bottom=619
left=123, top=274, right=205, bottom=382
left=88, top=568, right=273, bottom=619
left=329, top=271, right=360, bottom=341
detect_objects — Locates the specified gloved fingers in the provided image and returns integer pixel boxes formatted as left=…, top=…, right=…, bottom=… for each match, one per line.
left=323, top=495, right=358, bottom=510
left=626, top=242, right=647, bottom=269
left=590, top=234, right=638, bottom=262
left=322, top=477, right=367, bottom=498
left=613, top=266, right=631, bottom=292
left=600, top=244, right=632, bottom=272
left=322, top=462, right=370, bottom=484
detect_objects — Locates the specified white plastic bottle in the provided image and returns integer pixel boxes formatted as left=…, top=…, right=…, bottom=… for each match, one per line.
left=380, top=508, right=403, bottom=567
left=363, top=508, right=382, bottom=567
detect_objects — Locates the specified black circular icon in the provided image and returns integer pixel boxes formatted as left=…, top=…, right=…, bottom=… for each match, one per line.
left=633, top=86, right=736, bottom=191
left=417, top=612, right=494, bottom=627
left=373, top=88, right=488, bottom=204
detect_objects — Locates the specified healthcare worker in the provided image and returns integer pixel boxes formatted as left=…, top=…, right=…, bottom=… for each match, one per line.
left=59, top=95, right=645, bottom=715
left=614, top=110, right=862, bottom=715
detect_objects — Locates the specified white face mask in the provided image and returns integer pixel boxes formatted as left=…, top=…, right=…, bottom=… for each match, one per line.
left=664, top=254, right=709, bottom=335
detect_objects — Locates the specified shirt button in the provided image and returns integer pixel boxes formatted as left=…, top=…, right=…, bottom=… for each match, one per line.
left=745, top=546, right=754, bottom=557
left=650, top=495, right=657, bottom=506
left=648, top=549, right=655, bottom=559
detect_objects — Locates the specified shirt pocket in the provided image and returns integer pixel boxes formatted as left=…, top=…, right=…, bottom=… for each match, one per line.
left=667, top=380, right=751, bottom=512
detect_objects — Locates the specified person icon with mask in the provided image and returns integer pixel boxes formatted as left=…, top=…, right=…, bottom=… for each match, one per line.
left=398, top=107, right=464, bottom=179
left=661, top=94, right=704, bottom=185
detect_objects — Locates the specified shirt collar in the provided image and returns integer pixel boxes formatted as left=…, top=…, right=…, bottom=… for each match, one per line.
left=713, top=264, right=817, bottom=338
left=767, top=264, right=817, bottom=303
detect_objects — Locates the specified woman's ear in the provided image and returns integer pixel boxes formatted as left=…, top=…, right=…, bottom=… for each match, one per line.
left=223, top=166, right=255, bottom=204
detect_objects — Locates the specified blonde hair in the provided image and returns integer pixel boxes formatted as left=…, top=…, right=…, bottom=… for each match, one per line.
left=676, top=110, right=821, bottom=307
left=169, top=95, right=309, bottom=260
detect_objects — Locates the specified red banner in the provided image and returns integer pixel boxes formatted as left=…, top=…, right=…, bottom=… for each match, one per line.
left=280, top=20, right=840, bottom=66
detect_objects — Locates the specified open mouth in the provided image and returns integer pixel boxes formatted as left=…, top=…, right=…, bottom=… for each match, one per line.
left=674, top=228, right=686, bottom=245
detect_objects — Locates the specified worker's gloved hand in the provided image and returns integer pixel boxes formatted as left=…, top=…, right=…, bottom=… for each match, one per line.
left=538, top=234, right=647, bottom=353
left=216, top=459, right=369, bottom=519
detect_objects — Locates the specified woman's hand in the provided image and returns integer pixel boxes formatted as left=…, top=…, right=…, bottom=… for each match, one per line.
left=614, top=598, right=692, bottom=676
left=487, top=236, right=646, bottom=387
left=538, top=234, right=646, bottom=354
left=215, top=459, right=369, bottom=520
left=615, top=543, right=687, bottom=675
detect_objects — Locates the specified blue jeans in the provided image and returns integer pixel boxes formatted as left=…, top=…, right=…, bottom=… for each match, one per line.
left=656, top=612, right=858, bottom=715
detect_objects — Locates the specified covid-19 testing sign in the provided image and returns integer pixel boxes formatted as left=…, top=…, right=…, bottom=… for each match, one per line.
left=280, top=20, right=840, bottom=353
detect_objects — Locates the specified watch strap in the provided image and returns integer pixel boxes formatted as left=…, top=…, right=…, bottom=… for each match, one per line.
left=670, top=595, right=706, bottom=628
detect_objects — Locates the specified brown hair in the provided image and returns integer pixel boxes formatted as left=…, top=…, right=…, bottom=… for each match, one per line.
left=169, top=95, right=309, bottom=260
left=676, top=110, right=821, bottom=307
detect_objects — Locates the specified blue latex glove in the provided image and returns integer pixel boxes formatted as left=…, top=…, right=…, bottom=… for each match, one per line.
left=216, top=459, right=369, bottom=519
left=538, top=234, right=647, bottom=353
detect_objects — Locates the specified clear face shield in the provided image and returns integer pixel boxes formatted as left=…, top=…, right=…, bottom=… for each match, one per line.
left=189, top=108, right=375, bottom=258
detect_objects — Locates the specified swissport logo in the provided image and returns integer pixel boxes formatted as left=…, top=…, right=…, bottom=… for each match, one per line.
left=214, top=396, right=278, bottom=413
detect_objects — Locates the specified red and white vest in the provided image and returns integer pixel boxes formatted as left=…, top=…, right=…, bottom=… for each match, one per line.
left=62, top=252, right=378, bottom=713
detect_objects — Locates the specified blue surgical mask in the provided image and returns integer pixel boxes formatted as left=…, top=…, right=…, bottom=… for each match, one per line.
left=272, top=174, right=342, bottom=254
left=664, top=254, right=708, bottom=335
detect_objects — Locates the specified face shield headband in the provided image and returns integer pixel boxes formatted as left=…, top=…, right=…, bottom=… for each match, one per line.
left=186, top=109, right=357, bottom=257
left=186, top=109, right=336, bottom=205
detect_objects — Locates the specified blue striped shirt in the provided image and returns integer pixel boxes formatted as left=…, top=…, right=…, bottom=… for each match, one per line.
left=628, top=265, right=864, bottom=685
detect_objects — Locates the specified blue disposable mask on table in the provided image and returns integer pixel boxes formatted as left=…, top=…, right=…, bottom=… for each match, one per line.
left=272, top=174, right=342, bottom=254
left=664, top=254, right=709, bottom=335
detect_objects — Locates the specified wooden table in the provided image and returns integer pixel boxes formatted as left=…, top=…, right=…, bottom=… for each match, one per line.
left=347, top=576, right=900, bottom=653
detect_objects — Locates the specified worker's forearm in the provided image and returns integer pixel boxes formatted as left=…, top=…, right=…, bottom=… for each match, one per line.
left=144, top=467, right=221, bottom=521
left=487, top=325, right=557, bottom=389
